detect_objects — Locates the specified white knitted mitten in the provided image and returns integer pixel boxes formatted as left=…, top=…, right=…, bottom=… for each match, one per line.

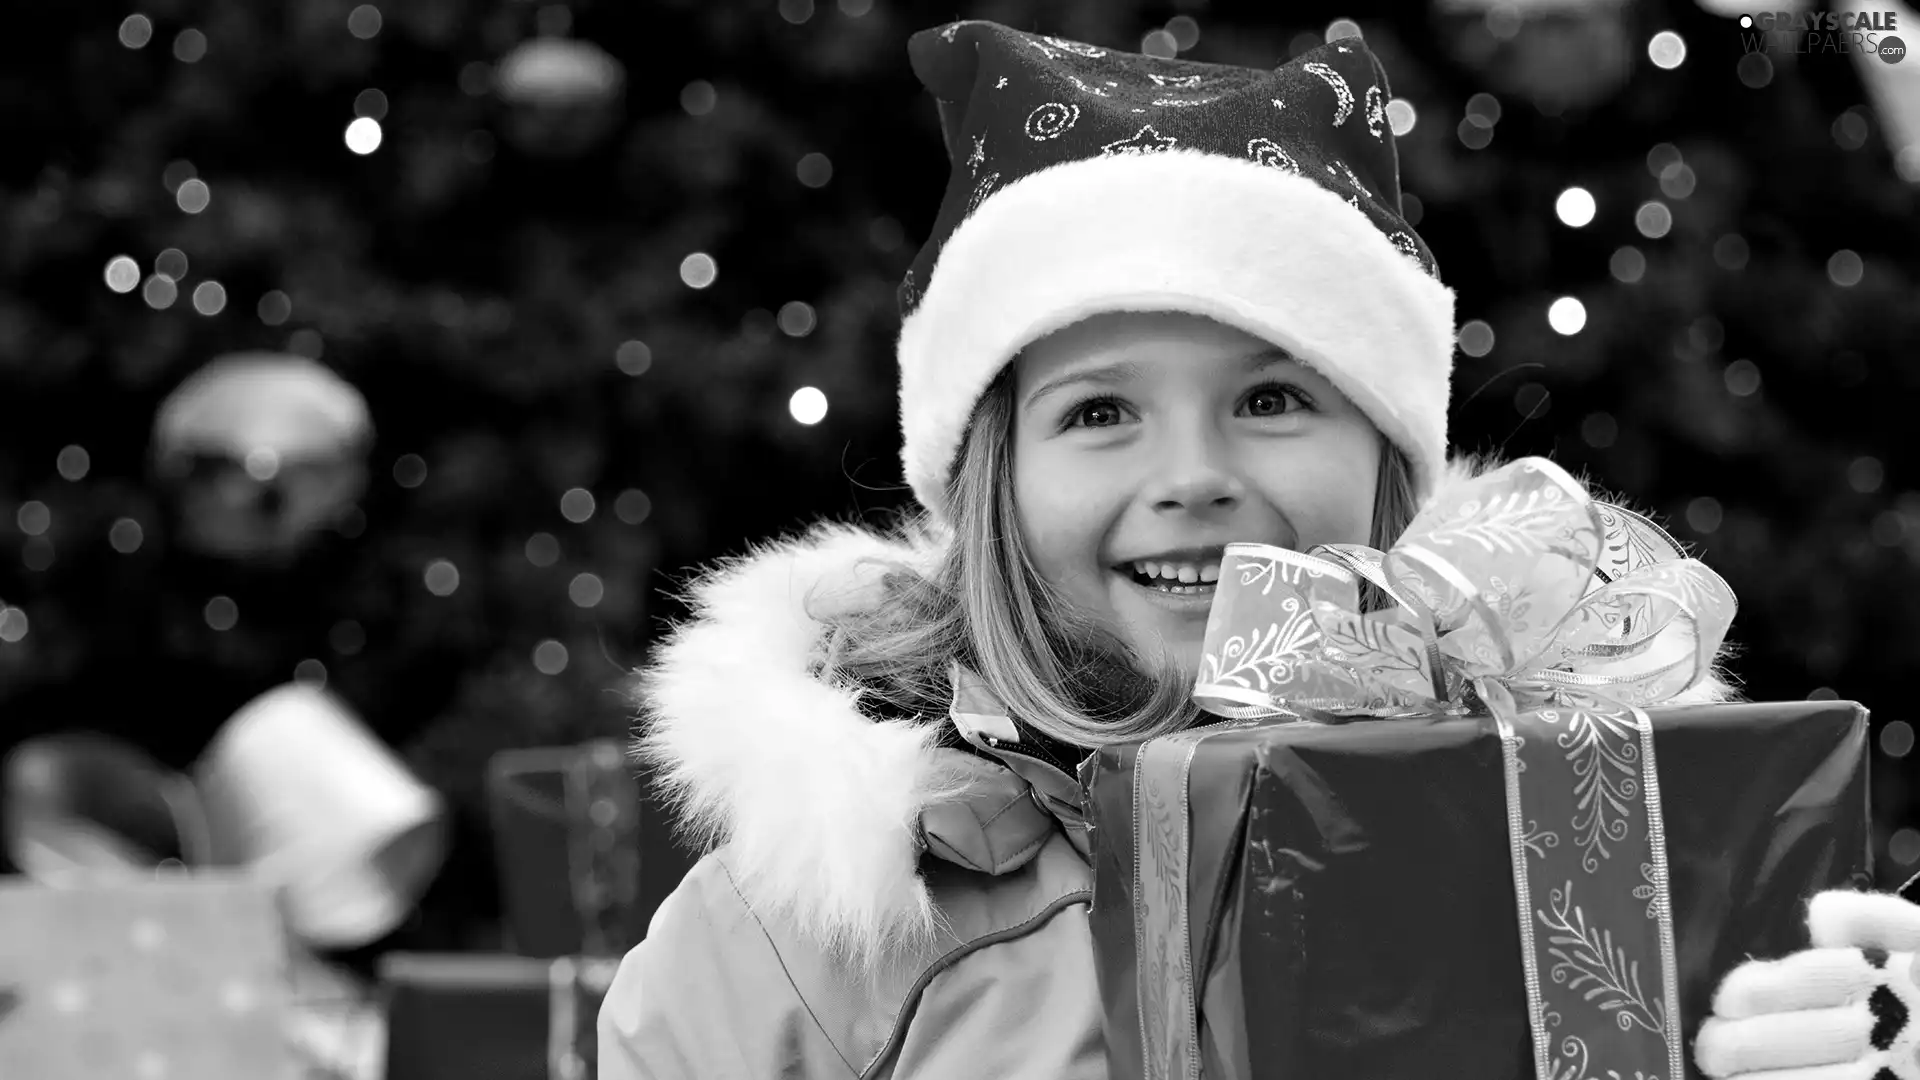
left=1696, top=890, right=1920, bottom=1080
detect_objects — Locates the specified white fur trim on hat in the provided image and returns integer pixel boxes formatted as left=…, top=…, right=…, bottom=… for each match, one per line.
left=897, top=148, right=1457, bottom=522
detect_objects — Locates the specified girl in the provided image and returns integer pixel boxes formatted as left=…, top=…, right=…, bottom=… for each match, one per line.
left=598, top=21, right=1919, bottom=1080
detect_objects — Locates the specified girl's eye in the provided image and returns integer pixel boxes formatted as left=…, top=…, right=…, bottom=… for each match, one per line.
left=1064, top=396, right=1128, bottom=430
left=1242, top=382, right=1313, bottom=418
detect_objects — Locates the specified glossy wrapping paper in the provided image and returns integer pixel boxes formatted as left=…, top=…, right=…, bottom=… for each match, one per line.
left=1083, top=701, right=1871, bottom=1080
left=1079, top=458, right=1872, bottom=1079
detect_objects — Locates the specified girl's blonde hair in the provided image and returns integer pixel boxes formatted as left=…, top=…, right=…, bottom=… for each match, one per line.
left=818, top=368, right=1423, bottom=750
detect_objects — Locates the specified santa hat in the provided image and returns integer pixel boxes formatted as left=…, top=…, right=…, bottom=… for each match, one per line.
left=896, top=22, right=1456, bottom=523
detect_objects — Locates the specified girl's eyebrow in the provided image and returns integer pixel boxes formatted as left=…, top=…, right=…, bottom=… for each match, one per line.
left=1243, top=346, right=1298, bottom=370
left=1021, top=359, right=1143, bottom=411
left=1022, top=346, right=1300, bottom=411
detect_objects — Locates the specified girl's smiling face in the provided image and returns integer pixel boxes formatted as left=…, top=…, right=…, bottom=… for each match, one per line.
left=1011, top=311, right=1382, bottom=678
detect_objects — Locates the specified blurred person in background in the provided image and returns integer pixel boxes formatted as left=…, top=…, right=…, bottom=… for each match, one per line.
left=1, top=353, right=456, bottom=968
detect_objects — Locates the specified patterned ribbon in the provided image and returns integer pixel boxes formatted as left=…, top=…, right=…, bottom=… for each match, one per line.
left=1133, top=456, right=1735, bottom=1080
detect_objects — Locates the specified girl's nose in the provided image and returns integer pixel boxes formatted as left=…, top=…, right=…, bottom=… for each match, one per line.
left=1146, top=438, right=1247, bottom=515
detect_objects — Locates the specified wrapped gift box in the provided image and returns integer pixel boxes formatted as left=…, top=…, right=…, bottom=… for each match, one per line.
left=379, top=952, right=617, bottom=1080
left=1084, top=700, right=1872, bottom=1080
left=485, top=740, right=643, bottom=960
left=1081, top=458, right=1885, bottom=1080
left=0, top=872, right=294, bottom=1080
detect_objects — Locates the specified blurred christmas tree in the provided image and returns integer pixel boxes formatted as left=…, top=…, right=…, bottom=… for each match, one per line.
left=0, top=0, right=1915, bottom=955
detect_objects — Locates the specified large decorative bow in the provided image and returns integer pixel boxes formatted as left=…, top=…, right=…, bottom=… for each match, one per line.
left=1193, top=456, right=1736, bottom=723
left=1137, top=457, right=1739, bottom=1080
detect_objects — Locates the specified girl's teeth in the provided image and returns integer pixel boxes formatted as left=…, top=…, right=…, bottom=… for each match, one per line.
left=1128, top=560, right=1224, bottom=584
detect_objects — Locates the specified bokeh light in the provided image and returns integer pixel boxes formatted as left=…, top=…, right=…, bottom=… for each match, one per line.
left=1458, top=117, right=1493, bottom=150
left=345, top=117, right=383, bottom=155
left=1611, top=246, right=1648, bottom=283
left=119, top=15, right=153, bottom=49
left=330, top=621, right=367, bottom=654
left=569, top=573, right=605, bottom=608
left=679, top=253, right=717, bottom=289
left=1168, top=16, right=1202, bottom=50
left=109, top=518, right=144, bottom=554
left=1850, top=456, right=1885, bottom=494
left=1582, top=412, right=1619, bottom=449
left=614, top=489, right=652, bottom=524
left=796, top=152, right=833, bottom=188
left=789, top=386, right=828, bottom=425
left=1635, top=201, right=1673, bottom=239
left=204, top=596, right=239, bottom=631
left=1883, top=721, right=1916, bottom=759
left=176, top=178, right=210, bottom=214
left=142, top=275, right=179, bottom=310
left=1514, top=383, right=1551, bottom=419
left=17, top=501, right=50, bottom=536
left=1386, top=99, right=1417, bottom=136
left=174, top=29, right=208, bottom=64
left=1891, top=828, right=1920, bottom=866
left=1325, top=19, right=1362, bottom=42
left=1548, top=297, right=1587, bottom=336
left=615, top=340, right=652, bottom=375
left=533, top=640, right=569, bottom=675
left=1686, top=496, right=1724, bottom=534
left=681, top=81, right=717, bottom=116
left=1828, top=250, right=1865, bottom=287
left=1714, top=234, right=1752, bottom=271
left=258, top=290, right=292, bottom=325
left=1555, top=187, right=1596, bottom=227
left=104, top=256, right=140, bottom=293
left=1834, top=110, right=1870, bottom=151
left=778, top=301, right=816, bottom=337
left=525, top=532, right=560, bottom=567
left=560, top=487, right=596, bottom=523
left=1459, top=319, right=1495, bottom=358
left=348, top=4, right=383, bottom=39
left=1724, top=359, right=1762, bottom=397
left=57, top=445, right=90, bottom=481
left=192, top=281, right=227, bottom=315
left=354, top=89, right=389, bottom=121
left=155, top=248, right=189, bottom=281
left=393, top=453, right=428, bottom=488
left=424, top=559, right=460, bottom=596
left=1648, top=31, right=1687, bottom=69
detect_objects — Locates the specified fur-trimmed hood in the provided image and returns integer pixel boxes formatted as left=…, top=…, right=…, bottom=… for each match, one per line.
left=630, top=458, right=1733, bottom=962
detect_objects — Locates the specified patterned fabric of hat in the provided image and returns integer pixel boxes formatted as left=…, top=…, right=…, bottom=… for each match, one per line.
left=894, top=21, right=1457, bottom=523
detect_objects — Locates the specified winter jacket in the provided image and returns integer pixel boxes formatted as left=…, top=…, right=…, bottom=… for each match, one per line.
left=595, top=462, right=1741, bottom=1079
left=595, top=523, right=1107, bottom=1079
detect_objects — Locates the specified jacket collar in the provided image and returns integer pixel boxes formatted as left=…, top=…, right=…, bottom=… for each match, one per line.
left=942, top=664, right=1092, bottom=863
left=631, top=522, right=1066, bottom=968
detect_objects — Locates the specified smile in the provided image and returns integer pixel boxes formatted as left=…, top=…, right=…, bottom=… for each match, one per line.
left=1125, top=558, right=1221, bottom=590
left=1110, top=547, right=1228, bottom=614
